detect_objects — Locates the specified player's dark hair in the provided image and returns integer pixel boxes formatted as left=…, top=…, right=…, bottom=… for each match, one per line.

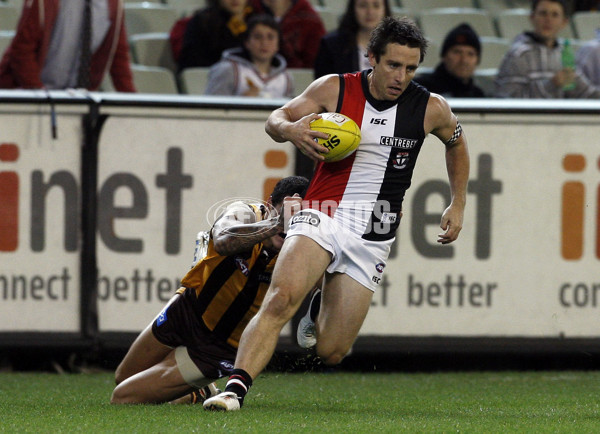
left=270, top=176, right=310, bottom=206
left=368, top=16, right=428, bottom=64
left=531, top=0, right=569, bottom=16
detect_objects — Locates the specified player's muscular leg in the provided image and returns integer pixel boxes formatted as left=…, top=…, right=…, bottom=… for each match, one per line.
left=114, top=323, right=172, bottom=384
left=111, top=350, right=193, bottom=404
left=235, top=235, right=331, bottom=378
left=315, top=274, right=373, bottom=366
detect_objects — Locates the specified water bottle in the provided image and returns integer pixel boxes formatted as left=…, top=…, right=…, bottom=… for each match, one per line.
left=561, top=39, right=576, bottom=91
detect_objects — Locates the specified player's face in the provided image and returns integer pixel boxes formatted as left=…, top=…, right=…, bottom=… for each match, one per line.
left=244, top=24, right=279, bottom=64
left=219, top=0, right=247, bottom=16
left=443, top=45, right=479, bottom=82
left=530, top=0, right=568, bottom=42
left=355, top=0, right=386, bottom=32
left=368, top=43, right=420, bottom=100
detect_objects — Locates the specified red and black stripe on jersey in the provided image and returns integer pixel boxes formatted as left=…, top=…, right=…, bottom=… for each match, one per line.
left=303, top=70, right=430, bottom=242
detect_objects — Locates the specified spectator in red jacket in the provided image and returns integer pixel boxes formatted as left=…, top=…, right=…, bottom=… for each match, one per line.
left=0, top=0, right=135, bottom=92
left=249, top=0, right=326, bottom=68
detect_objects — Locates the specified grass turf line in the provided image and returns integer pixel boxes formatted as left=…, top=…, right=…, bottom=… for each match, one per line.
left=0, top=371, right=598, bottom=432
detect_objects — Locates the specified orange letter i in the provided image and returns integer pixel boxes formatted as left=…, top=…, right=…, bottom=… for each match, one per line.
left=561, top=154, right=585, bottom=260
left=0, top=143, right=19, bottom=251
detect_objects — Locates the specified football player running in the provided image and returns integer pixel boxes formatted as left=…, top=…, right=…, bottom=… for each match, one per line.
left=204, top=16, right=469, bottom=411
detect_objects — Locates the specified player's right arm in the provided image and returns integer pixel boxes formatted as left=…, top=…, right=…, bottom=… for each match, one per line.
left=265, top=74, right=340, bottom=162
left=211, top=202, right=281, bottom=256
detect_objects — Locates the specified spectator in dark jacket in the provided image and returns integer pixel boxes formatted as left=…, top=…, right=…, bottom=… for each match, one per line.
left=177, top=0, right=254, bottom=72
left=415, top=23, right=485, bottom=98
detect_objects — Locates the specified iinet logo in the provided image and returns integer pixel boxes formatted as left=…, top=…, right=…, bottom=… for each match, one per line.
left=0, top=143, right=18, bottom=251
left=0, top=143, right=193, bottom=254
left=562, top=154, right=600, bottom=260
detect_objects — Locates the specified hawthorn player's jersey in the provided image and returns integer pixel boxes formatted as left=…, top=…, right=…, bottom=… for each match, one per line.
left=178, top=204, right=276, bottom=348
left=304, top=70, right=430, bottom=241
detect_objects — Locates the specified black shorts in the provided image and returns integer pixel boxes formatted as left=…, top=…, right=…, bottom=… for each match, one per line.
left=151, top=291, right=236, bottom=379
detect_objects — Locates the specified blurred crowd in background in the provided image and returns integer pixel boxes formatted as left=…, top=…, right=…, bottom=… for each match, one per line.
left=0, top=0, right=599, bottom=98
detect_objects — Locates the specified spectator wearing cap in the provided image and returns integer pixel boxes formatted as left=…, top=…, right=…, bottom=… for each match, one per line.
left=415, top=23, right=484, bottom=98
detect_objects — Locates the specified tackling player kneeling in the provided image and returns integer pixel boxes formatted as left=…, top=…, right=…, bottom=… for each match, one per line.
left=110, top=176, right=309, bottom=405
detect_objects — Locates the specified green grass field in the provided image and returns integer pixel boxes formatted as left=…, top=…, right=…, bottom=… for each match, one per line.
left=0, top=370, right=599, bottom=433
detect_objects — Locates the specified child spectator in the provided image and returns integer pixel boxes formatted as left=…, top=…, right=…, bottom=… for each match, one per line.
left=205, top=14, right=294, bottom=98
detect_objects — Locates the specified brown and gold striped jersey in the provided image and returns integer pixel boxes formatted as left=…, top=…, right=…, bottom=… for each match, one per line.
left=178, top=204, right=277, bottom=348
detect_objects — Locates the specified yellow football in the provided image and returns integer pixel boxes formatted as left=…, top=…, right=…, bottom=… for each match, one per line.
left=310, top=112, right=361, bottom=162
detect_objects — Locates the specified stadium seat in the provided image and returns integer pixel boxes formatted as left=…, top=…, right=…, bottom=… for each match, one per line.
left=572, top=11, right=600, bottom=40
left=131, top=64, right=178, bottom=94
left=400, top=0, right=475, bottom=13
left=474, top=0, right=512, bottom=16
left=414, top=66, right=434, bottom=82
left=392, top=7, right=417, bottom=22
left=5, top=0, right=24, bottom=8
left=508, top=0, right=531, bottom=8
left=495, top=8, right=529, bottom=41
left=420, top=40, right=440, bottom=69
left=0, top=3, right=19, bottom=31
left=164, top=0, right=204, bottom=18
left=129, top=32, right=177, bottom=72
left=318, top=0, right=346, bottom=14
left=179, top=67, right=211, bottom=94
left=316, top=8, right=340, bottom=32
left=99, top=75, right=115, bottom=92
left=0, top=31, right=14, bottom=57
left=479, top=36, right=511, bottom=69
left=418, top=8, right=498, bottom=42
left=288, top=68, right=314, bottom=96
left=496, top=8, right=575, bottom=42
left=124, top=3, right=179, bottom=36
left=473, top=68, right=497, bottom=97
left=400, top=0, right=475, bottom=14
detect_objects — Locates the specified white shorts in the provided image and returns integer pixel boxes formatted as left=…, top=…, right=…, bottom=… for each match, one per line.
left=286, top=209, right=393, bottom=292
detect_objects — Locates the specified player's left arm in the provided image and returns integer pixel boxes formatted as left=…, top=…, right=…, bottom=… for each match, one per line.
left=426, top=94, right=470, bottom=244
left=212, top=202, right=281, bottom=256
